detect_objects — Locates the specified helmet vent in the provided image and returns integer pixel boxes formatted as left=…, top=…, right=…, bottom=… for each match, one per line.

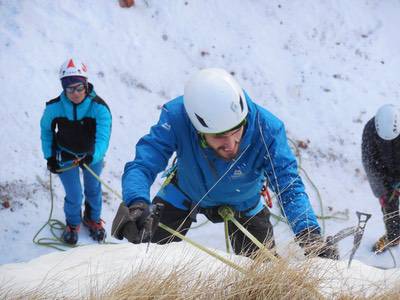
left=195, top=113, right=208, bottom=128
left=239, top=96, right=244, bottom=112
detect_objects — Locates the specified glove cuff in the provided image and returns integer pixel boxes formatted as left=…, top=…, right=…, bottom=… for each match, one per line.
left=296, top=229, right=339, bottom=260
left=125, top=198, right=150, bottom=207
left=295, top=228, right=321, bottom=245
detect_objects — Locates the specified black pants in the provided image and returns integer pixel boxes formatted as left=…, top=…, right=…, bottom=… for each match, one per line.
left=151, top=197, right=275, bottom=256
left=381, top=194, right=400, bottom=241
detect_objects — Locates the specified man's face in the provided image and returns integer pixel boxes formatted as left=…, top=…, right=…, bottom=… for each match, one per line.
left=65, top=83, right=86, bottom=104
left=203, top=125, right=244, bottom=160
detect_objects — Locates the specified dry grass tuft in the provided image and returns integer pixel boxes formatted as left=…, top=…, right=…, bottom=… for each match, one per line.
left=335, top=290, right=400, bottom=300
left=0, top=286, right=56, bottom=300
left=101, top=250, right=323, bottom=300
left=2, top=248, right=400, bottom=299
left=212, top=250, right=323, bottom=300
left=101, top=262, right=213, bottom=299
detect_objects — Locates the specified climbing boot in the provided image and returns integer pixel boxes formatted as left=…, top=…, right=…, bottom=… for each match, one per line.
left=62, top=224, right=80, bottom=245
left=83, top=216, right=106, bottom=242
left=372, top=234, right=400, bottom=254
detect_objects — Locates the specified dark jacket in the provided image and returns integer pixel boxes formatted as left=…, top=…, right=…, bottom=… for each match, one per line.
left=40, top=83, right=112, bottom=165
left=362, top=117, right=400, bottom=197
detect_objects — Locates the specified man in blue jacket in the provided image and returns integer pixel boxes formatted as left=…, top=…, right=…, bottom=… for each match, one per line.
left=112, top=68, right=335, bottom=258
left=40, top=58, right=112, bottom=245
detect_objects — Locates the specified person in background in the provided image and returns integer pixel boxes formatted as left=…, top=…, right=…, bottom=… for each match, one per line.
left=40, top=58, right=112, bottom=245
left=362, top=104, right=400, bottom=253
left=112, top=68, right=337, bottom=259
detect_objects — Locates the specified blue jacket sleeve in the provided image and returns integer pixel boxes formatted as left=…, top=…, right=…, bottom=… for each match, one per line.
left=92, top=104, right=112, bottom=164
left=40, top=105, right=55, bottom=159
left=264, top=123, right=320, bottom=235
left=122, top=107, right=177, bottom=206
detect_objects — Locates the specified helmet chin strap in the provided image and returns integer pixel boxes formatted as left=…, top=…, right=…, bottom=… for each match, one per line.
left=198, top=133, right=208, bottom=148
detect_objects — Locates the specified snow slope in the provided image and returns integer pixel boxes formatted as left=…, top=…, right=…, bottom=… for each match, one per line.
left=1, top=0, right=400, bottom=274
left=1, top=243, right=400, bottom=298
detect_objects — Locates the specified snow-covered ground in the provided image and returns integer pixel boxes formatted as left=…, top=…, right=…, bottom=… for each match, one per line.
left=1, top=0, right=400, bottom=291
left=1, top=243, right=400, bottom=298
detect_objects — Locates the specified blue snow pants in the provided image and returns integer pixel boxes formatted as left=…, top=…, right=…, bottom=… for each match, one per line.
left=58, top=161, right=103, bottom=226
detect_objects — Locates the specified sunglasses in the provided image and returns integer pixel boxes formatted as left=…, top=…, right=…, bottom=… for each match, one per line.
left=213, top=119, right=247, bottom=137
left=65, top=83, right=86, bottom=94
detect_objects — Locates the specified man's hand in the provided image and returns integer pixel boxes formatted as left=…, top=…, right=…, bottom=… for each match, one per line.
left=296, top=229, right=339, bottom=260
left=47, top=157, right=60, bottom=174
left=111, top=201, right=152, bottom=244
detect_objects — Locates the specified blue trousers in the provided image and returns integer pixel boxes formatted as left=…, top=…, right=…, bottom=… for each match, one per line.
left=58, top=161, right=103, bottom=226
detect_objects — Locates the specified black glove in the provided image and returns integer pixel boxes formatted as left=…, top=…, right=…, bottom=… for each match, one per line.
left=111, top=201, right=153, bottom=244
left=78, top=155, right=93, bottom=167
left=296, top=229, right=339, bottom=260
left=47, top=157, right=60, bottom=174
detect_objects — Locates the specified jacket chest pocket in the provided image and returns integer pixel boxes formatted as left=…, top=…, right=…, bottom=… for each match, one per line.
left=229, top=162, right=261, bottom=182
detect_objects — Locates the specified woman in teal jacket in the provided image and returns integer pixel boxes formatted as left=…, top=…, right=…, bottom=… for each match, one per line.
left=40, top=58, right=112, bottom=245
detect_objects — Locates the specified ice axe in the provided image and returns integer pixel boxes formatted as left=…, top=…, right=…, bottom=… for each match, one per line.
left=138, top=203, right=165, bottom=252
left=326, top=211, right=371, bottom=267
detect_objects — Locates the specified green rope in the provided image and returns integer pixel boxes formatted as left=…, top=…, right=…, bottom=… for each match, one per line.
left=287, top=138, right=326, bottom=234
left=270, top=209, right=349, bottom=224
left=33, top=170, right=116, bottom=251
left=56, top=164, right=77, bottom=173
left=223, top=218, right=231, bottom=254
left=216, top=206, right=232, bottom=253
left=218, top=206, right=278, bottom=261
left=388, top=182, right=400, bottom=203
left=299, top=166, right=326, bottom=234
left=158, top=222, right=246, bottom=274
left=317, top=209, right=349, bottom=221
left=32, top=173, right=77, bottom=251
left=83, top=163, right=123, bottom=200
left=214, top=209, right=232, bottom=254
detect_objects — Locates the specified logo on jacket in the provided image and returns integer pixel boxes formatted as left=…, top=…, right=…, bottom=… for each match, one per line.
left=161, top=122, right=171, bottom=131
left=232, top=168, right=243, bottom=179
left=231, top=162, right=248, bottom=179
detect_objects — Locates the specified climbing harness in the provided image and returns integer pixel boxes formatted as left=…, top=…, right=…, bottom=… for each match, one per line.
left=261, top=184, right=273, bottom=208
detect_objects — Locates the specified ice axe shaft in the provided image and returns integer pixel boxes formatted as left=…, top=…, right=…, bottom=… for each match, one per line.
left=138, top=203, right=164, bottom=252
left=326, top=226, right=357, bottom=246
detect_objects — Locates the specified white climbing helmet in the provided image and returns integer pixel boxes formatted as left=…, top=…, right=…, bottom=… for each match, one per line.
left=375, top=104, right=400, bottom=140
left=59, top=58, right=88, bottom=79
left=183, top=68, right=248, bottom=134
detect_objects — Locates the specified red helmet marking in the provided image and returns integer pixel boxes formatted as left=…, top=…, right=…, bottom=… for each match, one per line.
left=67, top=59, right=75, bottom=68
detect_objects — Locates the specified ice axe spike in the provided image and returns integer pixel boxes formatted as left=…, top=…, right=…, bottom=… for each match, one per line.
left=138, top=203, right=165, bottom=252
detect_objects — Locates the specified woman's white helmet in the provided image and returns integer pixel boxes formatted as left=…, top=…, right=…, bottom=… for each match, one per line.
left=375, top=104, right=400, bottom=140
left=59, top=58, right=88, bottom=79
left=184, top=68, right=248, bottom=134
